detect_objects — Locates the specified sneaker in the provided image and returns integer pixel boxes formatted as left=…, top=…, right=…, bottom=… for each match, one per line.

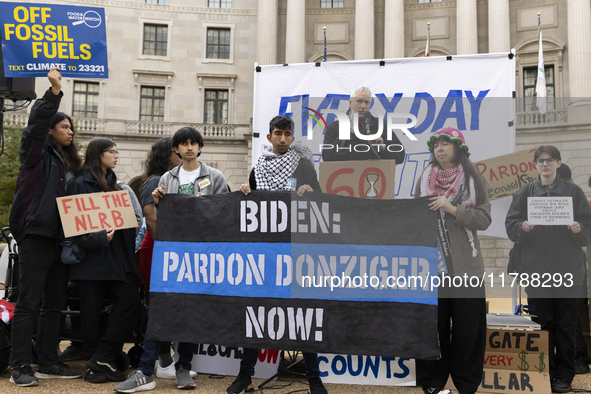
left=424, top=388, right=452, bottom=394
left=575, top=358, right=590, bottom=374
left=10, top=365, right=39, bottom=387
left=225, top=371, right=253, bottom=394
left=308, top=376, right=327, bottom=394
left=59, top=344, right=84, bottom=362
left=114, top=370, right=156, bottom=393
left=88, top=353, right=126, bottom=382
left=551, top=378, right=572, bottom=393
left=155, top=360, right=197, bottom=379
left=176, top=366, right=196, bottom=390
left=85, top=368, right=109, bottom=384
left=35, top=362, right=83, bottom=379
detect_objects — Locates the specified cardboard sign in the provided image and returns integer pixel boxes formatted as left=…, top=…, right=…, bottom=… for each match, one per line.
left=528, top=197, right=574, bottom=225
left=56, top=190, right=137, bottom=238
left=0, top=2, right=108, bottom=78
left=319, top=160, right=397, bottom=199
left=177, top=344, right=279, bottom=380
left=479, top=328, right=550, bottom=394
left=474, top=149, right=538, bottom=201
left=318, top=354, right=415, bottom=386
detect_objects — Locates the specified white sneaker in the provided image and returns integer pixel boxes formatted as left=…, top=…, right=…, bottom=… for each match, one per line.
left=154, top=360, right=197, bottom=379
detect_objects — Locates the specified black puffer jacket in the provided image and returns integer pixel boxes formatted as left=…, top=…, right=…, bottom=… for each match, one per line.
left=505, top=175, right=591, bottom=286
left=66, top=170, right=144, bottom=285
left=9, top=89, right=68, bottom=243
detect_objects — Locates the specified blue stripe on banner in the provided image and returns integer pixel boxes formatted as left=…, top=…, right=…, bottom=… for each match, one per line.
left=152, top=241, right=437, bottom=305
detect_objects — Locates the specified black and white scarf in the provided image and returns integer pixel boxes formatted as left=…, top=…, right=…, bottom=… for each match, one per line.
left=254, top=143, right=313, bottom=191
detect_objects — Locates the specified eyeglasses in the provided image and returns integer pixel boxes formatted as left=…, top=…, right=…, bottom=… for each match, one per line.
left=536, top=158, right=556, bottom=165
left=106, top=150, right=119, bottom=156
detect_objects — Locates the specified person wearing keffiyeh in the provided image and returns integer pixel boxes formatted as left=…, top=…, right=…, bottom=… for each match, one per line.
left=241, top=115, right=321, bottom=197
left=232, top=115, right=326, bottom=394
left=414, top=128, right=491, bottom=394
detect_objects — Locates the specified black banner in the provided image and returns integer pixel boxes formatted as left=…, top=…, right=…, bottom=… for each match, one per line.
left=148, top=191, right=441, bottom=359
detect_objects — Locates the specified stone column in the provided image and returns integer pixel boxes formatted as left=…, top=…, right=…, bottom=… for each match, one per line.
left=456, top=0, right=478, bottom=55
left=256, top=0, right=278, bottom=65
left=567, top=0, right=591, bottom=100
left=355, top=0, right=375, bottom=60
left=384, top=0, right=404, bottom=58
left=285, top=0, right=306, bottom=63
left=488, top=0, right=510, bottom=53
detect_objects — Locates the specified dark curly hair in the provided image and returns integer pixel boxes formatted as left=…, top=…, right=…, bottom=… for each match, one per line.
left=269, top=115, right=294, bottom=134
left=142, top=138, right=175, bottom=182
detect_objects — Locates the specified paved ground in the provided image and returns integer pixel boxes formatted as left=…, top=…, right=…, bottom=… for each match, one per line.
left=1, top=358, right=590, bottom=394
left=0, top=294, right=589, bottom=393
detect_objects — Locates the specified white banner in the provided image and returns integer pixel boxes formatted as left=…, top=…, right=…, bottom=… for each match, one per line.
left=176, top=344, right=280, bottom=379
left=318, top=354, right=415, bottom=386
left=252, top=54, right=516, bottom=237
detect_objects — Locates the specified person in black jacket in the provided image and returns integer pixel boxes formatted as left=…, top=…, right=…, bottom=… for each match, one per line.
left=67, top=137, right=143, bottom=383
left=9, top=68, right=83, bottom=386
left=229, top=116, right=326, bottom=394
left=505, top=145, right=591, bottom=393
left=321, top=86, right=405, bottom=163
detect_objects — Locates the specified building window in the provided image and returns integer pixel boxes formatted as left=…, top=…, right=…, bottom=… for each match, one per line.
left=204, top=90, right=228, bottom=124
left=320, top=0, right=344, bottom=7
left=72, top=81, right=99, bottom=118
left=140, top=86, right=165, bottom=122
left=418, top=0, right=443, bottom=3
left=143, top=24, right=168, bottom=57
left=523, top=65, right=555, bottom=112
left=206, top=28, right=231, bottom=59
left=208, top=0, right=231, bottom=7
left=146, top=0, right=169, bottom=4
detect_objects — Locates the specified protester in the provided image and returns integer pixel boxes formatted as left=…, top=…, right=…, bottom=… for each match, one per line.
left=115, top=127, right=228, bottom=392
left=322, top=86, right=405, bottom=163
left=555, top=164, right=591, bottom=375
left=136, top=138, right=181, bottom=294
left=67, top=138, right=143, bottom=383
left=234, top=115, right=326, bottom=394
left=415, top=128, right=491, bottom=394
left=8, top=68, right=83, bottom=386
left=506, top=145, right=591, bottom=392
left=134, top=138, right=186, bottom=379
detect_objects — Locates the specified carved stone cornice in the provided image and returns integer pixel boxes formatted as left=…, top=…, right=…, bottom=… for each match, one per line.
left=304, top=8, right=356, bottom=15
left=60, top=0, right=258, bottom=15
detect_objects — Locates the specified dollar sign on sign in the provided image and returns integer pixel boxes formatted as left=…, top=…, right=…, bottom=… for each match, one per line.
left=535, top=352, right=546, bottom=373
left=518, top=350, right=529, bottom=371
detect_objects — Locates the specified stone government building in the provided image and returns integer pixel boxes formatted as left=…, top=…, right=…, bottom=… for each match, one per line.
left=3, top=0, right=591, bottom=281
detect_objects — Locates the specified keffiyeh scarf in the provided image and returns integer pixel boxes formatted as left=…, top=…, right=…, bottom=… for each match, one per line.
left=420, top=163, right=479, bottom=257
left=254, top=143, right=313, bottom=191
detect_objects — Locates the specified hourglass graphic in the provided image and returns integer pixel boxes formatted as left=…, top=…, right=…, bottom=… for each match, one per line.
left=365, top=172, right=380, bottom=198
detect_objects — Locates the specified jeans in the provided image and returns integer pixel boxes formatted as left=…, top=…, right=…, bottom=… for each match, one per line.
left=138, top=340, right=195, bottom=376
left=240, top=348, right=320, bottom=379
left=11, top=235, right=69, bottom=368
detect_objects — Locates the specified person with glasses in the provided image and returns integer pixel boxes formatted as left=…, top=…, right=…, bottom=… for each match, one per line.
left=66, top=138, right=144, bottom=384
left=506, top=145, right=591, bottom=393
